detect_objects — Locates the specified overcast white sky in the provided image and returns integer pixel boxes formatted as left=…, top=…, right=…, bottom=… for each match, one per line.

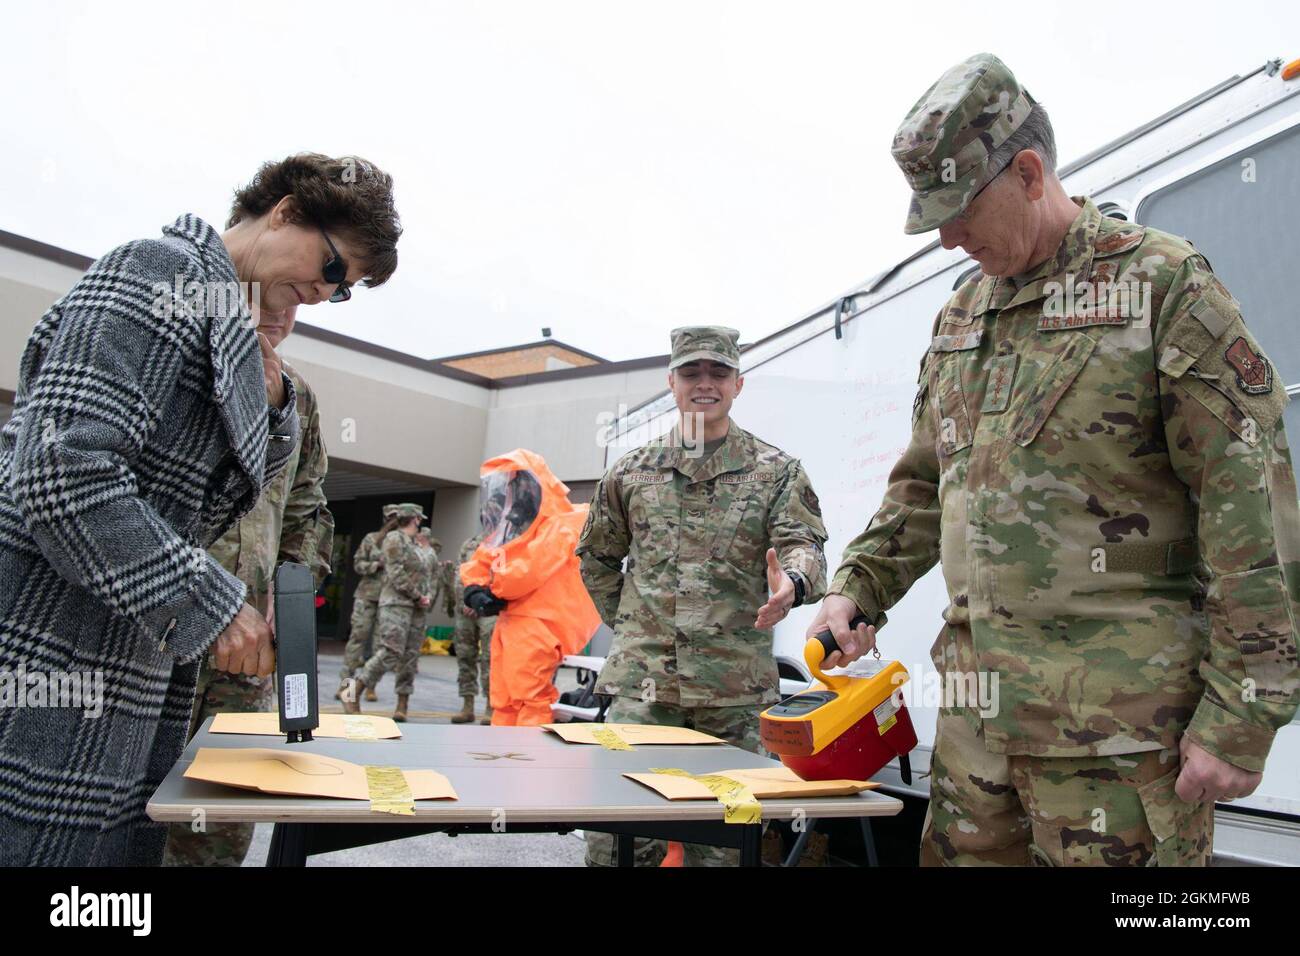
left=4, top=2, right=1297, bottom=361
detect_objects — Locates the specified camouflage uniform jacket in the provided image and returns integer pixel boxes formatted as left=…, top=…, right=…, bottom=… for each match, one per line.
left=453, top=533, right=490, bottom=621
left=828, top=197, right=1300, bottom=771
left=438, top=558, right=456, bottom=616
left=579, top=419, right=829, bottom=707
left=454, top=534, right=483, bottom=606
left=208, top=360, right=333, bottom=616
left=378, top=530, right=426, bottom=607
left=414, top=543, right=440, bottom=609
left=352, top=529, right=387, bottom=603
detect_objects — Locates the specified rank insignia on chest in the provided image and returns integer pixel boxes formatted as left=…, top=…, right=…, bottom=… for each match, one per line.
left=981, top=353, right=1018, bottom=414
left=1224, top=336, right=1273, bottom=395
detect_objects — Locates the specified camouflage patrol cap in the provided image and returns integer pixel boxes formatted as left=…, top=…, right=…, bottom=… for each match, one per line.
left=892, top=53, right=1036, bottom=235
left=669, top=326, right=741, bottom=370
left=393, top=502, right=426, bottom=520
left=382, top=503, right=400, bottom=519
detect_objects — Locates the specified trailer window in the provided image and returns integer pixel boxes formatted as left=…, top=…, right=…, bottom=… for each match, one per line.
left=1136, top=123, right=1300, bottom=388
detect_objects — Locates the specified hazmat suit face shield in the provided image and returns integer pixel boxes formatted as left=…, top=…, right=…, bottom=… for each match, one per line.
left=479, top=469, right=543, bottom=548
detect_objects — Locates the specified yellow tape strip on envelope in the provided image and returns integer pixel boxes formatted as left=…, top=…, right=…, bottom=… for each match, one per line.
left=591, top=726, right=634, bottom=751
left=343, top=715, right=379, bottom=741
left=365, top=765, right=415, bottom=816
left=651, top=768, right=762, bottom=824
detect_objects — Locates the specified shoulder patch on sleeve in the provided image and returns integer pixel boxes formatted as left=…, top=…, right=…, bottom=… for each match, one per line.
left=1224, top=336, right=1274, bottom=395
left=800, top=482, right=822, bottom=518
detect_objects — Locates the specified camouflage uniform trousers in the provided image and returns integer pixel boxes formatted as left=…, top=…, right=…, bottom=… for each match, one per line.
left=921, top=706, right=1214, bottom=867
left=162, top=658, right=272, bottom=866
left=584, top=697, right=764, bottom=867
left=396, top=609, right=430, bottom=697
left=341, top=596, right=379, bottom=682
left=454, top=612, right=495, bottom=699
left=359, top=603, right=418, bottom=693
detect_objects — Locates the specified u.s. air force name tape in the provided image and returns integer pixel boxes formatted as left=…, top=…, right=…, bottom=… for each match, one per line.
left=343, top=715, right=379, bottom=741
left=591, top=726, right=634, bottom=751
left=650, top=768, right=762, bottom=824
left=364, top=765, right=415, bottom=815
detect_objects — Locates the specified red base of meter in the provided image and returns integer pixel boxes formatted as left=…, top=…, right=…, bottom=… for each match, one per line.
left=780, top=704, right=918, bottom=782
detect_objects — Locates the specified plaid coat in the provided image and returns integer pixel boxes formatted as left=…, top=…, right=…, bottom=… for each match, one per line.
left=0, top=215, right=299, bottom=865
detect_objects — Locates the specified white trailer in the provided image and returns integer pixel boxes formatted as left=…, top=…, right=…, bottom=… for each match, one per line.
left=603, top=57, right=1300, bottom=865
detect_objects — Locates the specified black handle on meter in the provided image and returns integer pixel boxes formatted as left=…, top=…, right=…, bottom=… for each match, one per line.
left=811, top=615, right=873, bottom=662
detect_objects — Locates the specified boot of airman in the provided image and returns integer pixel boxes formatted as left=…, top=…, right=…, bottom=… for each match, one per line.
left=451, top=696, right=475, bottom=723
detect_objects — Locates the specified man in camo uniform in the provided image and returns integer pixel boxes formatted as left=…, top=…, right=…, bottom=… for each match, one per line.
left=578, top=326, right=829, bottom=866
left=451, top=530, right=495, bottom=724
left=809, top=53, right=1300, bottom=866
left=389, top=526, right=450, bottom=721
left=163, top=305, right=333, bottom=866
left=338, top=503, right=398, bottom=701
left=342, top=503, right=429, bottom=720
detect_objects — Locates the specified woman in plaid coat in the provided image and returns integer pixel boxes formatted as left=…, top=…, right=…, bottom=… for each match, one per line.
left=0, top=154, right=400, bottom=865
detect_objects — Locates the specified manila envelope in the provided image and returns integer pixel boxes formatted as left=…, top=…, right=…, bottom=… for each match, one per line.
left=210, top=712, right=402, bottom=740
left=542, top=723, right=724, bottom=746
left=625, top=765, right=879, bottom=801
left=184, top=748, right=457, bottom=801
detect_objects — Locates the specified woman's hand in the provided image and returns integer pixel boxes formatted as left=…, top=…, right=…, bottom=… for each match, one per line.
left=213, top=603, right=276, bottom=677
left=259, top=332, right=287, bottom=409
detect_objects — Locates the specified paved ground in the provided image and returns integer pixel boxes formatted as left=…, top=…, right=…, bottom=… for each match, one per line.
left=241, top=642, right=587, bottom=866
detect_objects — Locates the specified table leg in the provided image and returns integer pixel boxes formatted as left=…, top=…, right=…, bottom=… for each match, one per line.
left=616, top=833, right=634, bottom=867
left=739, top=824, right=762, bottom=867
left=861, top=818, right=879, bottom=867
left=784, top=819, right=815, bottom=867
left=267, top=822, right=308, bottom=867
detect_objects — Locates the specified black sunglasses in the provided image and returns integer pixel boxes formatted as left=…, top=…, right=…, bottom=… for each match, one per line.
left=953, top=155, right=1016, bottom=225
left=319, top=228, right=352, bottom=303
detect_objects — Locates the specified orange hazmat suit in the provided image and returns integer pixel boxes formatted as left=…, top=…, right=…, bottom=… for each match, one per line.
left=460, top=449, right=601, bottom=726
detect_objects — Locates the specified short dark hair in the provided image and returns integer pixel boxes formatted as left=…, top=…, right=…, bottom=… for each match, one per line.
left=227, top=153, right=401, bottom=287
left=986, top=102, right=1058, bottom=177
